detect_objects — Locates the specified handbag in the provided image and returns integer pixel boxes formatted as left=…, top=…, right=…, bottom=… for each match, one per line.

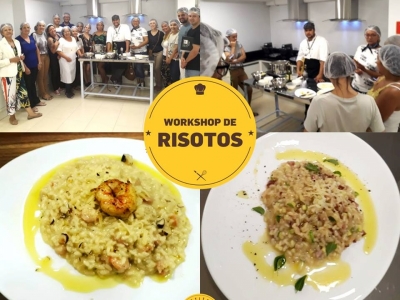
left=124, top=63, right=136, bottom=81
left=148, top=31, right=161, bottom=60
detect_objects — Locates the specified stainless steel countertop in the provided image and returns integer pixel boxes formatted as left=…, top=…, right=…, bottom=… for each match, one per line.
left=78, top=57, right=153, bottom=64
left=201, top=133, right=400, bottom=300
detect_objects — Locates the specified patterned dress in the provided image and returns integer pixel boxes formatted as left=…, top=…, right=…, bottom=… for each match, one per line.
left=1, top=46, right=29, bottom=115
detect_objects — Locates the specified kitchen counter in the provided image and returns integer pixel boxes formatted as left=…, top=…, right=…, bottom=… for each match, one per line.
left=200, top=132, right=400, bottom=300
left=78, top=57, right=154, bottom=103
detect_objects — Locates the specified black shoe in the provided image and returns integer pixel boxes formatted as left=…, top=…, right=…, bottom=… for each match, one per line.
left=65, top=92, right=74, bottom=98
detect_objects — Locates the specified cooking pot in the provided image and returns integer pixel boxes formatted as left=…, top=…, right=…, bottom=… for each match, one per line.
left=266, top=60, right=290, bottom=76
left=251, top=71, right=267, bottom=81
left=94, top=44, right=106, bottom=53
left=271, top=78, right=288, bottom=89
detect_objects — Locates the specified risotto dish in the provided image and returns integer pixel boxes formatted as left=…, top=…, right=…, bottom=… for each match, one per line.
left=39, top=154, right=191, bottom=285
left=261, top=161, right=364, bottom=266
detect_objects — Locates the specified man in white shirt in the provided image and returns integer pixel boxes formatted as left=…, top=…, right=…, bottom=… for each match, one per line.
left=177, top=7, right=191, bottom=79
left=106, top=15, right=131, bottom=85
left=130, top=17, right=148, bottom=87
left=296, top=22, right=329, bottom=118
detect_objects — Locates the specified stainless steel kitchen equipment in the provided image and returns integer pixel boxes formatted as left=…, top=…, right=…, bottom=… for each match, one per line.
left=94, top=44, right=105, bottom=53
left=265, top=60, right=290, bottom=76
left=271, top=78, right=288, bottom=89
left=251, top=71, right=267, bottom=81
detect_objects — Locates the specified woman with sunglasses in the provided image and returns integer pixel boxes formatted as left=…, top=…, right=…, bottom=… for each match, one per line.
left=352, top=25, right=382, bottom=94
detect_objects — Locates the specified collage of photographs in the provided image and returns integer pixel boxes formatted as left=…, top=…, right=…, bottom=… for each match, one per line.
left=0, top=0, right=399, bottom=299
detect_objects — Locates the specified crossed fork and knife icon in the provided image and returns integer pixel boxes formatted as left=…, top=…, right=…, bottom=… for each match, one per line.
left=194, top=170, right=207, bottom=181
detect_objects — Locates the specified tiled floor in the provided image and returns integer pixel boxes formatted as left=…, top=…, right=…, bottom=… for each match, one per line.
left=0, top=84, right=305, bottom=133
left=0, top=87, right=151, bottom=132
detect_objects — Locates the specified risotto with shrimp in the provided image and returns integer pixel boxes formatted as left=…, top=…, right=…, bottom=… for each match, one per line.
left=39, top=154, right=191, bottom=285
left=261, top=161, right=365, bottom=266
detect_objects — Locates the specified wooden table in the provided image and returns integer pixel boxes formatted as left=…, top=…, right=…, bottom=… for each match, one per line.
left=0, top=133, right=144, bottom=169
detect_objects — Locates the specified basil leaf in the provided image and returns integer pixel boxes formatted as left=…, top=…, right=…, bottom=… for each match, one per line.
left=287, top=203, right=294, bottom=208
left=333, top=171, right=341, bottom=177
left=252, top=206, right=265, bottom=215
left=285, top=182, right=290, bottom=186
left=326, top=242, right=337, bottom=256
left=323, top=158, right=339, bottom=166
left=304, top=163, right=319, bottom=173
left=274, top=255, right=286, bottom=271
left=309, top=230, right=314, bottom=243
left=295, top=275, right=307, bottom=292
left=328, top=216, right=336, bottom=223
left=276, top=215, right=281, bottom=223
left=354, top=191, right=359, bottom=197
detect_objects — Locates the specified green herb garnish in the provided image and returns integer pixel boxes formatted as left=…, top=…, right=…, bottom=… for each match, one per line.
left=350, top=227, right=359, bottom=233
left=323, top=158, right=339, bottom=166
left=354, top=191, right=359, bottom=197
left=276, top=215, right=281, bottom=223
left=326, top=242, right=337, bottom=256
left=274, top=255, right=286, bottom=271
left=333, top=171, right=341, bottom=177
left=295, top=275, right=307, bottom=292
left=309, top=230, right=314, bottom=243
left=285, top=182, right=290, bottom=186
left=305, top=163, right=319, bottom=173
left=287, top=203, right=294, bottom=208
left=252, top=206, right=265, bottom=215
left=328, top=216, right=336, bottom=223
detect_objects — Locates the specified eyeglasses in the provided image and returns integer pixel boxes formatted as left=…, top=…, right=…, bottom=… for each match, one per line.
left=365, top=34, right=378, bottom=38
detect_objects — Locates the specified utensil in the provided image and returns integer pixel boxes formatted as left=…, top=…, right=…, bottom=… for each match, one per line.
left=251, top=71, right=267, bottom=81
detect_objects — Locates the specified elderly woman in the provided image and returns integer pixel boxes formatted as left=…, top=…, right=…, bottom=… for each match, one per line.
left=160, top=21, right=171, bottom=87
left=367, top=45, right=400, bottom=132
left=148, top=19, right=164, bottom=91
left=57, top=27, right=82, bottom=98
left=352, top=25, right=382, bottom=94
left=92, top=21, right=108, bottom=84
left=0, top=23, right=42, bottom=124
left=15, top=22, right=46, bottom=111
left=224, top=29, right=253, bottom=110
left=71, top=26, right=84, bottom=89
left=32, top=20, right=52, bottom=100
left=81, top=24, right=93, bottom=86
left=76, top=22, right=84, bottom=36
left=46, top=24, right=63, bottom=95
left=53, top=14, right=62, bottom=37
left=166, top=19, right=180, bottom=84
left=304, top=52, right=384, bottom=132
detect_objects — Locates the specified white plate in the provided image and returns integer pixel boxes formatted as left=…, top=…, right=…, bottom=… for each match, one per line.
left=317, top=82, right=334, bottom=90
left=0, top=138, right=200, bottom=300
left=202, top=133, right=400, bottom=300
left=294, top=88, right=317, bottom=99
left=316, top=87, right=335, bottom=95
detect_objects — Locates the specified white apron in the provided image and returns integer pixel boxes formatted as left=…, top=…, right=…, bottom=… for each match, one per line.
left=57, top=38, right=79, bottom=84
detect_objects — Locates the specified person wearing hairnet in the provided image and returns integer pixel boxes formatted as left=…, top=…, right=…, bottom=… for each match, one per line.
left=199, top=22, right=229, bottom=79
left=304, top=52, right=384, bottom=132
left=352, top=25, right=382, bottom=94
left=367, top=44, right=400, bottom=132
left=224, top=29, right=256, bottom=115
left=176, top=7, right=191, bottom=78
left=181, top=7, right=200, bottom=77
left=384, top=35, right=400, bottom=47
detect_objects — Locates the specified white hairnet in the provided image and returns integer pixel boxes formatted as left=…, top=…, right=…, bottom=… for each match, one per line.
left=379, top=44, right=400, bottom=76
left=365, top=25, right=381, bottom=37
left=200, top=22, right=224, bottom=77
left=324, top=52, right=356, bottom=78
left=384, top=35, right=400, bottom=47
left=177, top=7, right=188, bottom=14
left=189, top=7, right=200, bottom=16
left=226, top=28, right=237, bottom=37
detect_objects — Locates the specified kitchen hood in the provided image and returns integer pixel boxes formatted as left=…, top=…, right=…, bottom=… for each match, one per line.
left=124, top=0, right=147, bottom=17
left=327, top=0, right=364, bottom=21
left=281, top=0, right=309, bottom=22
left=82, top=0, right=104, bottom=18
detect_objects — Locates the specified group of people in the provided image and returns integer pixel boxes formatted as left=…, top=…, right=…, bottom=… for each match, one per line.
left=203, top=21, right=400, bottom=132
left=0, top=8, right=200, bottom=125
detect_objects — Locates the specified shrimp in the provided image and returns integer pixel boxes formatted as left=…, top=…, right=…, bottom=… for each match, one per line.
left=94, top=179, right=137, bottom=218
